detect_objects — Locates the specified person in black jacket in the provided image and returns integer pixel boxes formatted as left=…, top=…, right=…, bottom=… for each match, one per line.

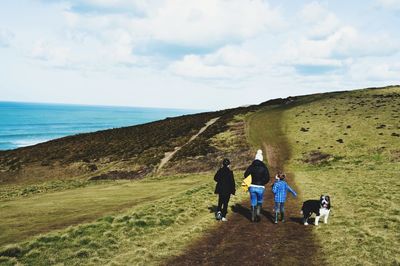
left=214, top=158, right=236, bottom=221
left=244, top=149, right=270, bottom=222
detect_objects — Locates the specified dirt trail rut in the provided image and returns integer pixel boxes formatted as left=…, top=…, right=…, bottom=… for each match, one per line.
left=157, top=117, right=220, bottom=173
left=166, top=122, right=322, bottom=265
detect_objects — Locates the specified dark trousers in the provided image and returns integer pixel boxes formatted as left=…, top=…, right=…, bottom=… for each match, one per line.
left=217, top=194, right=231, bottom=217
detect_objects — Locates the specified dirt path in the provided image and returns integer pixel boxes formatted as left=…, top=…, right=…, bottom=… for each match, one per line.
left=157, top=117, right=220, bottom=173
left=165, top=109, right=322, bottom=265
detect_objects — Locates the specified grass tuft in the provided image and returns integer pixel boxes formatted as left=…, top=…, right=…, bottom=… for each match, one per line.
left=0, top=245, right=23, bottom=258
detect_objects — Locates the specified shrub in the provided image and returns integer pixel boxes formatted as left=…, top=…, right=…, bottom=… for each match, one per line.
left=0, top=245, right=23, bottom=258
left=75, top=249, right=90, bottom=258
left=0, top=256, right=18, bottom=266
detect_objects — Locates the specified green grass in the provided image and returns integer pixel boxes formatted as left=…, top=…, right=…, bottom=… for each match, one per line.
left=0, top=174, right=207, bottom=247
left=247, top=86, right=400, bottom=265
left=0, top=101, right=253, bottom=265
left=246, top=106, right=290, bottom=170
left=1, top=86, right=399, bottom=265
left=0, top=179, right=96, bottom=201
left=0, top=172, right=247, bottom=265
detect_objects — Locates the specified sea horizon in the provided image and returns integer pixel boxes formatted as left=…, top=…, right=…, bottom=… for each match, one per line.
left=0, top=101, right=203, bottom=151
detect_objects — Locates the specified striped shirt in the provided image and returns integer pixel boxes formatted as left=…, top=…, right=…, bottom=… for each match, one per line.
left=272, top=180, right=297, bottom=203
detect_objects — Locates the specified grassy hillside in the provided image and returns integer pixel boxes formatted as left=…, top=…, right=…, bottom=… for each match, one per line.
left=0, top=175, right=208, bottom=246
left=0, top=102, right=255, bottom=264
left=0, top=85, right=399, bottom=265
left=0, top=104, right=263, bottom=187
left=0, top=173, right=247, bottom=265
left=247, top=85, right=400, bottom=265
left=0, top=111, right=218, bottom=184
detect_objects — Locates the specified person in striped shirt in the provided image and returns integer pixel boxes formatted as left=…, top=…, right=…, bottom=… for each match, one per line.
left=272, top=172, right=297, bottom=224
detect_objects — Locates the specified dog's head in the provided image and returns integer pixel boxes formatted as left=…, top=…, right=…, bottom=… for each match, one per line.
left=320, top=195, right=330, bottom=209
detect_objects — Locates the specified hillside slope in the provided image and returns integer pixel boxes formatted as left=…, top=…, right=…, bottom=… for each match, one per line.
left=0, top=86, right=398, bottom=265
left=167, top=85, right=400, bottom=265
left=0, top=104, right=262, bottom=185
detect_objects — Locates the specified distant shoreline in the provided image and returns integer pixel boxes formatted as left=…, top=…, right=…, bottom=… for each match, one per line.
left=0, top=101, right=203, bottom=151
left=0, top=100, right=208, bottom=112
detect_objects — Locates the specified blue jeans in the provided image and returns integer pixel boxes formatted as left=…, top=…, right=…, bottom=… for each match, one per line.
left=249, top=186, right=265, bottom=207
left=275, top=202, right=285, bottom=213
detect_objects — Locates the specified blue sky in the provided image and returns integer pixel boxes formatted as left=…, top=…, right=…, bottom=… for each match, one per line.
left=0, top=0, right=399, bottom=109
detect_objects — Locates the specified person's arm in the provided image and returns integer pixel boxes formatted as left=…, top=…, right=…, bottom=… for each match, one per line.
left=244, top=165, right=251, bottom=178
left=265, top=167, right=270, bottom=184
left=231, top=171, right=236, bottom=195
left=287, top=184, right=297, bottom=197
left=214, top=169, right=221, bottom=182
left=272, top=182, right=277, bottom=193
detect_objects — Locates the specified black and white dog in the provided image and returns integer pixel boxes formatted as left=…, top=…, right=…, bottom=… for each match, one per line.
left=301, top=195, right=331, bottom=226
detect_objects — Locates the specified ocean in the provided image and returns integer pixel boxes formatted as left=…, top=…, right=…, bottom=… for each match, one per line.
left=0, top=101, right=199, bottom=151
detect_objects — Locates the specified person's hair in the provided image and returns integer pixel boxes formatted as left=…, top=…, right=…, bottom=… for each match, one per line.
left=222, top=158, right=230, bottom=166
left=280, top=173, right=286, bottom=180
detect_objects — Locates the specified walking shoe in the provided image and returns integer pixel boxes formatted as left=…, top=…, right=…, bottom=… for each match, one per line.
left=274, top=212, right=279, bottom=224
left=215, top=211, right=222, bottom=221
left=281, top=212, right=285, bottom=223
left=221, top=217, right=228, bottom=222
left=251, top=206, right=256, bottom=222
left=256, top=204, right=262, bottom=222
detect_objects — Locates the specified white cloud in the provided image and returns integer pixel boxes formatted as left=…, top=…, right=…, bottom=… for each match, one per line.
left=148, top=0, right=282, bottom=46
left=349, top=60, right=400, bottom=81
left=333, top=30, right=399, bottom=58
left=300, top=1, right=327, bottom=22
left=0, top=28, right=14, bottom=47
left=280, top=20, right=399, bottom=76
left=31, top=41, right=71, bottom=66
left=299, top=2, right=340, bottom=39
left=1, top=0, right=400, bottom=110
left=65, top=0, right=283, bottom=49
left=169, top=45, right=259, bottom=79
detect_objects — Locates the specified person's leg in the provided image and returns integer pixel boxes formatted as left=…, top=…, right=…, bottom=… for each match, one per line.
left=274, top=202, right=279, bottom=224
left=249, top=187, right=257, bottom=222
left=221, top=194, right=231, bottom=219
left=280, top=202, right=285, bottom=222
left=216, top=194, right=223, bottom=220
left=255, top=187, right=264, bottom=222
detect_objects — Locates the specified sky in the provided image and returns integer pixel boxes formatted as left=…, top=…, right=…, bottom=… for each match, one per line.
left=0, top=0, right=400, bottom=110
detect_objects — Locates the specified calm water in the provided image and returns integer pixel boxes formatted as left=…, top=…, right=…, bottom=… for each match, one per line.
left=0, top=101, right=199, bottom=150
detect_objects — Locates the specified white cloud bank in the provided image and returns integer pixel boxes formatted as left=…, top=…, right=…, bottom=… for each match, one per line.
left=0, top=0, right=399, bottom=109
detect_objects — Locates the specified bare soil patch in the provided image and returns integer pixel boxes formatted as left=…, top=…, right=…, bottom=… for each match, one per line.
left=303, top=150, right=332, bottom=165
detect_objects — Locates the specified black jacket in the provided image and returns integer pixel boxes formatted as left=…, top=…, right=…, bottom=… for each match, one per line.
left=214, top=166, right=236, bottom=195
left=244, top=160, right=270, bottom=186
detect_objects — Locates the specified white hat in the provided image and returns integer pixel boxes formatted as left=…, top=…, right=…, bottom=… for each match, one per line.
left=255, top=149, right=263, bottom=161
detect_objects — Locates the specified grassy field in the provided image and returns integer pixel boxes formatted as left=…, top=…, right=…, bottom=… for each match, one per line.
left=0, top=100, right=253, bottom=265
left=0, top=172, right=247, bottom=265
left=247, top=86, right=400, bottom=265
left=0, top=175, right=208, bottom=246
